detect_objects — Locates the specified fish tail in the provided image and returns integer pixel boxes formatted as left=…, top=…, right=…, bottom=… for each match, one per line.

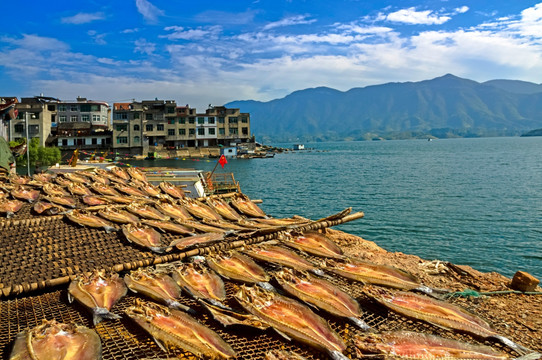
left=329, top=350, right=349, bottom=360
left=515, top=352, right=542, bottom=360
left=492, top=335, right=534, bottom=356
left=167, top=300, right=196, bottom=315
left=257, top=282, right=276, bottom=292
left=348, top=317, right=372, bottom=331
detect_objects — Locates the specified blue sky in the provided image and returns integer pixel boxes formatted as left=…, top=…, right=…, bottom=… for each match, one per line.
left=1, top=1, right=541, bottom=110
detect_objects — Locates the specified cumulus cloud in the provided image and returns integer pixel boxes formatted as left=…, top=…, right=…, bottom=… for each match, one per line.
left=134, top=38, right=156, bottom=55
left=135, top=0, right=164, bottom=23
left=262, top=15, right=316, bottom=30
left=384, top=7, right=451, bottom=25
left=61, top=12, right=105, bottom=24
left=162, top=25, right=222, bottom=40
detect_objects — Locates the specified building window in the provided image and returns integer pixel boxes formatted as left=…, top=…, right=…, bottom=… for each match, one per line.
left=229, top=117, right=238, bottom=124
left=114, top=112, right=128, bottom=120
left=208, top=128, right=215, bottom=135
left=188, top=117, right=195, bottom=124
left=116, top=124, right=128, bottom=131
left=198, top=128, right=205, bottom=135
left=62, top=139, right=68, bottom=146
left=47, top=104, right=56, bottom=111
left=91, top=105, right=99, bottom=111
left=242, top=127, right=249, bottom=135
left=208, top=117, right=215, bottom=124
left=92, top=115, right=100, bottom=122
left=167, top=107, right=175, bottom=114
left=14, top=124, right=24, bottom=133
left=102, top=115, right=107, bottom=122
left=146, top=113, right=153, bottom=120
left=197, top=117, right=204, bottom=124
left=70, top=115, right=78, bottom=122
left=81, top=114, right=89, bottom=122
left=168, top=129, right=175, bottom=136
left=70, top=105, right=78, bottom=111
left=189, top=129, right=195, bottom=135
left=241, top=117, right=248, bottom=123
left=134, top=136, right=140, bottom=143
left=92, top=138, right=97, bottom=145
left=219, top=128, right=225, bottom=135
left=157, top=124, right=164, bottom=131
left=58, top=105, right=67, bottom=112
left=229, top=128, right=238, bottom=135
left=117, top=136, right=128, bottom=144
left=134, top=113, right=140, bottom=119
left=134, top=124, right=140, bottom=131
left=168, top=119, right=175, bottom=124
left=59, top=115, right=67, bottom=123
left=179, top=129, right=186, bottom=135
left=146, top=124, right=153, bottom=131
left=179, top=117, right=185, bottom=124
left=80, top=104, right=91, bottom=112
left=218, top=117, right=225, bottom=123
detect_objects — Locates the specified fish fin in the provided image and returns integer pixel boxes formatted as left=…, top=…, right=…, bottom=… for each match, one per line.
left=257, top=282, right=276, bottom=292
left=153, top=337, right=168, bottom=353
left=311, top=269, right=325, bottom=277
left=329, top=350, right=349, bottom=360
left=93, top=313, right=104, bottom=325
left=7, top=211, right=14, bottom=218
left=104, top=226, right=119, bottom=233
left=167, top=300, right=196, bottom=315
left=67, top=292, right=74, bottom=303
left=515, top=352, right=542, bottom=360
left=492, top=335, right=533, bottom=356
left=348, top=317, right=372, bottom=331
left=274, top=329, right=292, bottom=341
left=150, top=246, right=166, bottom=254
left=189, top=255, right=206, bottom=263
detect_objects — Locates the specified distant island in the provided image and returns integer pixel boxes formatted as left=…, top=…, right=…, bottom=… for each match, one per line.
left=521, top=129, right=542, bottom=137
left=226, top=74, right=542, bottom=142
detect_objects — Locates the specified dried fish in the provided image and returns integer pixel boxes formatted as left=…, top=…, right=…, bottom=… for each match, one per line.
left=364, top=286, right=534, bottom=355
left=139, top=182, right=162, bottom=197
left=90, top=183, right=121, bottom=196
left=114, top=183, right=148, bottom=197
left=98, top=207, right=139, bottom=224
left=9, top=174, right=31, bottom=185
left=32, top=172, right=56, bottom=182
left=63, top=172, right=90, bottom=184
left=265, top=349, right=308, bottom=360
left=67, top=182, right=94, bottom=196
left=43, top=183, right=70, bottom=197
left=95, top=168, right=128, bottom=184
left=230, top=193, right=267, bottom=218
left=282, top=231, right=344, bottom=259
left=206, top=197, right=243, bottom=221
left=9, top=319, right=102, bottom=360
left=86, top=171, right=110, bottom=185
left=124, top=268, right=192, bottom=312
left=169, top=232, right=225, bottom=251
left=11, top=185, right=40, bottom=203
left=244, top=245, right=321, bottom=274
left=155, top=200, right=193, bottom=220
left=175, top=219, right=227, bottom=233
left=82, top=195, right=110, bottom=206
left=207, top=251, right=270, bottom=284
left=254, top=217, right=310, bottom=227
left=33, top=201, right=66, bottom=216
left=127, top=166, right=147, bottom=182
left=354, top=331, right=510, bottom=360
left=68, top=270, right=127, bottom=325
left=42, top=195, right=77, bottom=209
left=101, top=194, right=134, bottom=204
left=0, top=199, right=24, bottom=217
left=125, top=299, right=236, bottom=359
left=172, top=261, right=226, bottom=302
left=274, top=268, right=370, bottom=330
left=122, top=223, right=168, bottom=253
left=199, top=298, right=269, bottom=330
left=127, top=202, right=170, bottom=221
left=325, top=257, right=423, bottom=291
left=65, top=209, right=119, bottom=232
left=234, top=285, right=347, bottom=359
left=110, top=166, right=131, bottom=181
left=55, top=176, right=72, bottom=187
left=159, top=181, right=185, bottom=199
left=180, top=197, right=223, bottom=221
left=141, top=219, right=195, bottom=235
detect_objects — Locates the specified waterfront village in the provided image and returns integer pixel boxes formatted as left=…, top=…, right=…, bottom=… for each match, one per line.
left=0, top=95, right=279, bottom=162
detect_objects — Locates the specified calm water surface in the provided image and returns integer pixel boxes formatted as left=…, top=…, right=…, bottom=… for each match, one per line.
left=129, top=137, right=542, bottom=279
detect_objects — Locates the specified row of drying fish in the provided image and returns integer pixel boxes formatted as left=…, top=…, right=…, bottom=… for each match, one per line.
left=53, top=234, right=536, bottom=360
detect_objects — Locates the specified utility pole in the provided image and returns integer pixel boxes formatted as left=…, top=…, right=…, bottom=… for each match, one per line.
left=25, top=112, right=30, bottom=176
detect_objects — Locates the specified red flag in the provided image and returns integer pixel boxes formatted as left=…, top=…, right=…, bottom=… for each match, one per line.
left=218, top=154, right=227, bottom=168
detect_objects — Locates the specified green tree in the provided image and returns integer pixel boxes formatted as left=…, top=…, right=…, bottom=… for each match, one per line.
left=9, top=137, right=61, bottom=167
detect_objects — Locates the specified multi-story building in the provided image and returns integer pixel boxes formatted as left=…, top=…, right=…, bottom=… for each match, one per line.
left=112, top=100, right=251, bottom=155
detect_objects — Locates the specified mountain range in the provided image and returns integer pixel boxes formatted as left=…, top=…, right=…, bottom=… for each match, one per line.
left=225, top=74, right=542, bottom=141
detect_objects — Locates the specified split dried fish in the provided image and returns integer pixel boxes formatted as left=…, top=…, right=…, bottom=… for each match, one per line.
left=127, top=202, right=170, bottom=221
left=122, top=223, right=168, bottom=253
left=234, top=285, right=347, bottom=359
left=354, top=331, right=510, bottom=360
left=274, top=268, right=370, bottom=330
left=364, top=286, right=535, bottom=356
left=98, top=207, right=139, bottom=224
left=82, top=195, right=110, bottom=206
left=42, top=195, right=77, bottom=209
left=141, top=219, right=196, bottom=235
left=114, top=183, right=148, bottom=197
left=244, top=245, right=321, bottom=274
left=207, top=251, right=270, bottom=284
left=265, top=349, right=308, bottom=360
left=63, top=172, right=90, bottom=184
left=9, top=319, right=102, bottom=360
left=282, top=231, right=344, bottom=259
left=43, top=183, right=70, bottom=197
left=199, top=298, right=269, bottom=330
left=206, top=197, right=243, bottom=221
left=159, top=181, right=186, bottom=199
left=68, top=269, right=127, bottom=325
left=33, top=201, right=66, bottom=216
left=91, top=183, right=121, bottom=197
left=127, top=167, right=147, bottom=182
left=101, top=194, right=134, bottom=204
left=230, top=193, right=267, bottom=218
left=124, top=268, right=192, bottom=312
left=125, top=299, right=236, bottom=359
left=175, top=219, right=227, bottom=233
left=86, top=172, right=110, bottom=185
left=110, top=166, right=131, bottom=181
left=68, top=182, right=94, bottom=196
left=169, top=232, right=224, bottom=251
left=65, top=209, right=119, bottom=232
left=11, top=186, right=40, bottom=203
left=180, top=198, right=223, bottom=221
left=0, top=199, right=24, bottom=217
left=32, top=172, right=56, bottom=183
left=155, top=200, right=193, bottom=220
left=172, top=261, right=226, bottom=302
left=139, top=182, right=162, bottom=197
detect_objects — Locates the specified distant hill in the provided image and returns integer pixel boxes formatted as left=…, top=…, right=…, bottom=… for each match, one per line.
left=226, top=74, right=542, bottom=141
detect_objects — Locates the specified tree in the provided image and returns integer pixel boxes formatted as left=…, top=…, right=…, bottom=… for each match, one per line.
left=9, top=137, right=61, bottom=167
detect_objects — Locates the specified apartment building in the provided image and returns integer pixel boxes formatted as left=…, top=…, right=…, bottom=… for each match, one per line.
left=112, top=100, right=251, bottom=155
left=8, top=96, right=57, bottom=147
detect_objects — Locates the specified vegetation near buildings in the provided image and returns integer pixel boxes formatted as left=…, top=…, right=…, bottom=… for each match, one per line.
left=9, top=137, right=61, bottom=167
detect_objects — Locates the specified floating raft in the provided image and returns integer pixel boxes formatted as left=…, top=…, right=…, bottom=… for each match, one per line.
left=0, top=170, right=537, bottom=359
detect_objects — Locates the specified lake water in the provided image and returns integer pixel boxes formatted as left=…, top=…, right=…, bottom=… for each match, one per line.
left=127, top=137, right=542, bottom=280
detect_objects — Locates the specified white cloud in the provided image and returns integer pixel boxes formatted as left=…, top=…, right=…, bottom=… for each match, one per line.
left=385, top=7, right=451, bottom=25
left=61, top=12, right=105, bottom=24
left=455, top=6, right=469, bottom=14
left=134, top=38, right=156, bottom=55
left=135, top=0, right=164, bottom=23
left=262, top=15, right=316, bottom=31
left=162, top=26, right=222, bottom=40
